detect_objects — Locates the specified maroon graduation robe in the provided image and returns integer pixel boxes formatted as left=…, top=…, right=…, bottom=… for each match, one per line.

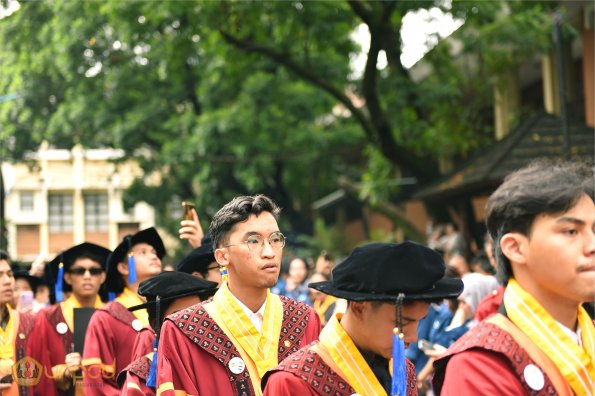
left=81, top=301, right=151, bottom=395
left=5, top=310, right=35, bottom=396
left=27, top=304, right=76, bottom=396
left=262, top=343, right=418, bottom=396
left=433, top=315, right=563, bottom=395
left=157, top=296, right=321, bottom=396
left=117, top=354, right=155, bottom=396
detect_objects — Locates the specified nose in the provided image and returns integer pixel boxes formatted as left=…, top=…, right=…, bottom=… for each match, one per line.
left=585, top=228, right=595, bottom=256
left=261, top=239, right=275, bottom=257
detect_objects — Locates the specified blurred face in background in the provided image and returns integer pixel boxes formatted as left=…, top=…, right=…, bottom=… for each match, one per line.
left=308, top=273, right=328, bottom=302
left=289, top=258, right=308, bottom=284
left=315, top=254, right=334, bottom=277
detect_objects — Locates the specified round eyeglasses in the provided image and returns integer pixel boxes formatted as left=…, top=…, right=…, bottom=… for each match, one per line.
left=224, top=231, right=286, bottom=252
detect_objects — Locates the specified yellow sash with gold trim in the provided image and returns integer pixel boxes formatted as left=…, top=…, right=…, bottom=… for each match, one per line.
left=318, top=314, right=387, bottom=396
left=203, top=282, right=282, bottom=393
left=116, top=287, right=149, bottom=327
left=0, top=307, right=16, bottom=377
left=505, top=279, right=595, bottom=396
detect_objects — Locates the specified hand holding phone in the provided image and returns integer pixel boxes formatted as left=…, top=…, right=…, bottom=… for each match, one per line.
left=179, top=201, right=204, bottom=249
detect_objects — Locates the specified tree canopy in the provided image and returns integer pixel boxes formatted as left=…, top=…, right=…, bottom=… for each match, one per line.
left=0, top=0, right=559, bottom=256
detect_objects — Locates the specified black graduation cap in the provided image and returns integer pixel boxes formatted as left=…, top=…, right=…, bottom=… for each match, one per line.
left=47, top=242, right=111, bottom=303
left=104, top=227, right=166, bottom=294
left=128, top=271, right=218, bottom=388
left=176, top=235, right=216, bottom=274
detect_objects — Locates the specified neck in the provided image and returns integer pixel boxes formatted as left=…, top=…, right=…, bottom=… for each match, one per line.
left=516, top=276, right=578, bottom=330
left=227, top=279, right=267, bottom=312
left=126, top=282, right=139, bottom=295
left=74, top=294, right=97, bottom=308
left=339, top=309, right=369, bottom=353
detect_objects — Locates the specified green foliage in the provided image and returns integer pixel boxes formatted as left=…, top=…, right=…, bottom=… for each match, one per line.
left=0, top=0, right=565, bottom=255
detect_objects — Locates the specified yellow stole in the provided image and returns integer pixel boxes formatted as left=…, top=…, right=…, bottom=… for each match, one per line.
left=505, top=279, right=595, bottom=396
left=314, top=295, right=337, bottom=324
left=61, top=295, right=104, bottom=332
left=203, top=282, right=283, bottom=394
left=0, top=307, right=16, bottom=377
left=116, top=287, right=149, bottom=327
left=318, top=314, right=387, bottom=396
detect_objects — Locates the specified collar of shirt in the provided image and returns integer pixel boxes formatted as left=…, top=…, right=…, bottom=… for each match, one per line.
left=556, top=320, right=582, bottom=347
left=233, top=294, right=267, bottom=333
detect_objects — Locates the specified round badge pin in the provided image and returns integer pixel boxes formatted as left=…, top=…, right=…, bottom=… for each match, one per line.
left=18, top=333, right=26, bottom=340
left=523, top=364, right=544, bottom=391
left=56, top=322, right=68, bottom=335
left=131, top=319, right=143, bottom=332
left=228, top=357, right=246, bottom=375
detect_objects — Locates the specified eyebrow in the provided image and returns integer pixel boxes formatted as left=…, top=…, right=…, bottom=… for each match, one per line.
left=556, top=217, right=586, bottom=226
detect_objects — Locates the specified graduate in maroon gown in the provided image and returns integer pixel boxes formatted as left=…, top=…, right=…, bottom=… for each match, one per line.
left=27, top=243, right=110, bottom=396
left=262, top=241, right=464, bottom=396
left=433, top=162, right=595, bottom=395
left=118, top=271, right=218, bottom=395
left=82, top=228, right=165, bottom=395
left=157, top=195, right=321, bottom=396
left=0, top=251, right=36, bottom=396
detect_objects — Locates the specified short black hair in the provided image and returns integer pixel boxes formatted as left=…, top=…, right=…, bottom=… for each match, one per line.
left=209, top=195, right=281, bottom=249
left=0, top=250, right=9, bottom=262
left=486, top=160, right=594, bottom=283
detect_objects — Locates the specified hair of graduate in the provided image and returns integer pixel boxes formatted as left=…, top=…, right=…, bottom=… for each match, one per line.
left=486, top=160, right=594, bottom=284
left=0, top=250, right=9, bottom=262
left=209, top=194, right=281, bottom=249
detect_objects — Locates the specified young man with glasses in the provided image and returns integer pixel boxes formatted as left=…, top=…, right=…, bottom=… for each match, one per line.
left=27, top=242, right=110, bottom=396
left=156, top=195, right=321, bottom=396
left=82, top=228, right=165, bottom=395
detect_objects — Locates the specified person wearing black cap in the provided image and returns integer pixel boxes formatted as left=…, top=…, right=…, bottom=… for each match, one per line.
left=26, top=242, right=110, bottom=396
left=156, top=195, right=321, bottom=396
left=176, top=235, right=222, bottom=286
left=0, top=250, right=36, bottom=395
left=82, top=227, right=165, bottom=396
left=118, top=272, right=218, bottom=395
left=262, top=241, right=464, bottom=396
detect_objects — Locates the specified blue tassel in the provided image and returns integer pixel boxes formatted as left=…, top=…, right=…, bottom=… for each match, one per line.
left=108, top=291, right=116, bottom=301
left=146, top=338, right=158, bottom=387
left=55, top=262, right=64, bottom=302
left=391, top=329, right=406, bottom=396
left=128, top=254, right=137, bottom=284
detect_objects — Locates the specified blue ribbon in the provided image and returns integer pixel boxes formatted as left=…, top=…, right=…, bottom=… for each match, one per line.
left=55, top=262, right=64, bottom=302
left=146, top=338, right=158, bottom=387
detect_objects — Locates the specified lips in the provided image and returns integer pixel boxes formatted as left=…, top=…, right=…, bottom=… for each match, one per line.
left=261, top=263, right=278, bottom=271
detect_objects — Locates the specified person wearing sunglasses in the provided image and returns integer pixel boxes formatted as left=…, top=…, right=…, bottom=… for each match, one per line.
left=82, top=227, right=165, bottom=396
left=156, top=195, right=321, bottom=396
left=27, top=242, right=110, bottom=396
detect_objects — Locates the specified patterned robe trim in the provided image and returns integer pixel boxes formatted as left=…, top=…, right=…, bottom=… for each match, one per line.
left=168, top=295, right=313, bottom=396
left=433, top=319, right=558, bottom=395
left=117, top=355, right=151, bottom=388
left=102, top=300, right=137, bottom=326
left=16, top=311, right=35, bottom=396
left=262, top=342, right=418, bottom=396
left=44, top=304, right=74, bottom=353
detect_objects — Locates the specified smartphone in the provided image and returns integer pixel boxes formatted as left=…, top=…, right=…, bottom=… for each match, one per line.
left=18, top=290, right=34, bottom=313
left=182, top=201, right=195, bottom=221
left=418, top=339, right=437, bottom=352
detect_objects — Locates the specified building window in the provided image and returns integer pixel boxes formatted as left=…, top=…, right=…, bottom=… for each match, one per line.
left=20, top=191, right=34, bottom=212
left=48, top=194, right=73, bottom=232
left=84, top=193, right=109, bottom=232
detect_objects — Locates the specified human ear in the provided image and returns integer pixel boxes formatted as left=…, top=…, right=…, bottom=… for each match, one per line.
left=214, top=248, right=229, bottom=268
left=500, top=232, right=528, bottom=266
left=64, top=273, right=72, bottom=286
left=117, top=262, right=129, bottom=276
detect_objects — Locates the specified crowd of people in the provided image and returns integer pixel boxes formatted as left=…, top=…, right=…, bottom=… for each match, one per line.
left=0, top=160, right=592, bottom=396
